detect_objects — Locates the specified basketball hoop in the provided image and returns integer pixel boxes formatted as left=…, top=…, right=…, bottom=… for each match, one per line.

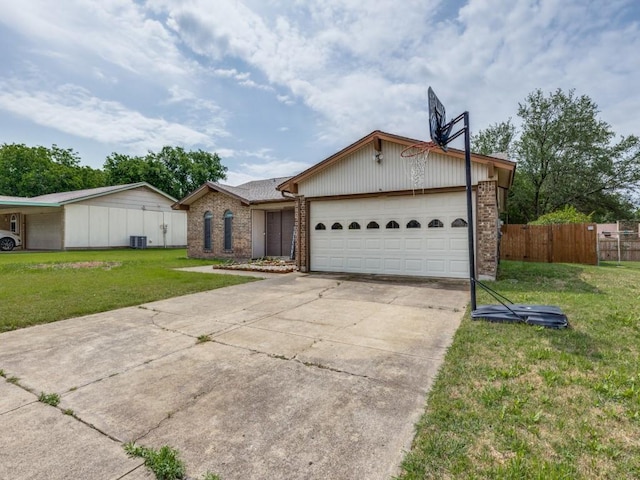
left=401, top=141, right=435, bottom=194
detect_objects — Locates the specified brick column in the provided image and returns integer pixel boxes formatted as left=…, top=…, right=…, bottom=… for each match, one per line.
left=295, top=195, right=308, bottom=272
left=476, top=180, right=499, bottom=280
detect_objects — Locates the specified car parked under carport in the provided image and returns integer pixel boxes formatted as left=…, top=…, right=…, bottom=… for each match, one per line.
left=0, top=229, right=21, bottom=251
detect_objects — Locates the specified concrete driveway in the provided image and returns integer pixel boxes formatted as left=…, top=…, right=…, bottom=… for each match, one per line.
left=0, top=273, right=467, bottom=480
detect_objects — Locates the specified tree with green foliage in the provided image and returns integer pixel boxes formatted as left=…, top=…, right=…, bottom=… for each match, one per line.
left=470, top=119, right=516, bottom=158
left=0, top=143, right=106, bottom=197
left=472, top=88, right=640, bottom=223
left=103, top=146, right=227, bottom=200
left=528, top=205, right=592, bottom=225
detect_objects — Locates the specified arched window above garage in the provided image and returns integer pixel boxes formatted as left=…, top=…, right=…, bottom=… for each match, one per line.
left=452, top=218, right=468, bottom=227
left=331, top=222, right=343, bottom=230
left=366, top=221, right=380, bottom=229
left=428, top=219, right=444, bottom=228
left=386, top=220, right=400, bottom=229
left=406, top=220, right=421, bottom=229
left=315, top=223, right=326, bottom=230
left=348, top=222, right=361, bottom=230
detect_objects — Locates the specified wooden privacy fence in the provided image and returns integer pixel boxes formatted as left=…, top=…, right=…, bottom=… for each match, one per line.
left=599, top=237, right=640, bottom=261
left=500, top=223, right=598, bottom=265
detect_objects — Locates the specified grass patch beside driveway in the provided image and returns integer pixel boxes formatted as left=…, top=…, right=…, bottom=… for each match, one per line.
left=398, top=260, right=640, bottom=479
left=0, top=249, right=255, bottom=332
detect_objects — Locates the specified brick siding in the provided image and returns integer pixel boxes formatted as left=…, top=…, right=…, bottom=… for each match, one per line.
left=187, top=191, right=251, bottom=259
left=294, top=195, right=308, bottom=272
left=476, top=180, right=499, bottom=280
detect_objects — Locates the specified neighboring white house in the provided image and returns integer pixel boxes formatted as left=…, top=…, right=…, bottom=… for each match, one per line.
left=0, top=183, right=186, bottom=250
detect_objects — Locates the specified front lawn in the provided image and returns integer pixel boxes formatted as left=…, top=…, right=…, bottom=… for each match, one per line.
left=0, top=249, right=255, bottom=332
left=399, top=260, right=640, bottom=479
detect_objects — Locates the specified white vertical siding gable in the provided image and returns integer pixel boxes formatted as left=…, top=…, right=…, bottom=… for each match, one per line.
left=298, top=140, right=489, bottom=197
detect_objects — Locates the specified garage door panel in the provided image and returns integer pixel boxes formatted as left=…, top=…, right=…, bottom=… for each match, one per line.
left=427, top=238, right=447, bottom=250
left=450, top=260, right=469, bottom=276
left=383, top=258, right=401, bottom=272
left=330, top=256, right=345, bottom=268
left=450, top=238, right=468, bottom=251
left=347, top=239, right=362, bottom=249
left=426, top=259, right=446, bottom=274
left=310, top=193, right=474, bottom=278
left=405, top=238, right=422, bottom=250
left=346, top=257, right=362, bottom=269
left=364, top=258, right=382, bottom=269
left=364, top=238, right=382, bottom=250
left=404, top=259, right=423, bottom=272
left=384, top=238, right=401, bottom=250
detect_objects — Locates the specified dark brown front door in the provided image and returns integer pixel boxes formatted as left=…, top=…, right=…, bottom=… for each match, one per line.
left=266, top=211, right=281, bottom=256
left=266, top=210, right=295, bottom=257
left=281, top=210, right=294, bottom=256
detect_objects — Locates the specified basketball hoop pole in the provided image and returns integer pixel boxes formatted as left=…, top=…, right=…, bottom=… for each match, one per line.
left=428, top=86, right=567, bottom=328
left=429, top=107, right=477, bottom=310
left=463, top=111, right=477, bottom=311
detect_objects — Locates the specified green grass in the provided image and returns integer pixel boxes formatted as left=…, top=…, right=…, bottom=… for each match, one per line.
left=0, top=249, right=255, bottom=332
left=398, top=260, right=640, bottom=480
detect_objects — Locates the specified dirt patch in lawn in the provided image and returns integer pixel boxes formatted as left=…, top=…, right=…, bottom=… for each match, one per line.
left=31, top=262, right=122, bottom=270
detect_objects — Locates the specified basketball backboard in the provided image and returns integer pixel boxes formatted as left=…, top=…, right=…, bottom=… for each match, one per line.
left=428, top=87, right=451, bottom=151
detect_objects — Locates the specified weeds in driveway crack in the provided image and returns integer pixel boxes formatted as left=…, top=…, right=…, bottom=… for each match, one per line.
left=124, top=443, right=186, bottom=480
left=202, top=473, right=222, bottom=480
left=38, top=392, right=61, bottom=406
left=196, top=334, right=212, bottom=344
left=124, top=443, right=223, bottom=480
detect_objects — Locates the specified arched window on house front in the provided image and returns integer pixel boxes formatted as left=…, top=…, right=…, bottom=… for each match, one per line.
left=204, top=211, right=213, bottom=251
left=10, top=214, right=18, bottom=233
left=224, top=210, right=233, bottom=250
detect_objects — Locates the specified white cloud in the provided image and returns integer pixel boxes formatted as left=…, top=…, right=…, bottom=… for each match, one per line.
left=0, top=0, right=638, bottom=178
left=239, top=78, right=274, bottom=91
left=0, top=0, right=199, bottom=80
left=276, top=94, right=294, bottom=106
left=0, top=80, right=217, bottom=153
left=148, top=0, right=640, bottom=144
left=224, top=157, right=309, bottom=186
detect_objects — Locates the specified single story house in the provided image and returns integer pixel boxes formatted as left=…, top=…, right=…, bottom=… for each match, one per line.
left=172, top=178, right=295, bottom=259
left=0, top=183, right=186, bottom=250
left=177, top=130, right=515, bottom=280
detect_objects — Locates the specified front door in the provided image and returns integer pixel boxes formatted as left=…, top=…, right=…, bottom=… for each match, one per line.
left=266, top=210, right=295, bottom=257
left=266, top=211, right=282, bottom=256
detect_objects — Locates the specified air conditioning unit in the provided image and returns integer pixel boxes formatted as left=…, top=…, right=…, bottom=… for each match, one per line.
left=129, top=236, right=147, bottom=249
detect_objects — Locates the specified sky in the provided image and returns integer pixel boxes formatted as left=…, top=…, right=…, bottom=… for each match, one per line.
left=0, top=0, right=639, bottom=186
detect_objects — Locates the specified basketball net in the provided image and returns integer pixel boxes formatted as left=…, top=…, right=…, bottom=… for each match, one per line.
left=401, top=141, right=435, bottom=194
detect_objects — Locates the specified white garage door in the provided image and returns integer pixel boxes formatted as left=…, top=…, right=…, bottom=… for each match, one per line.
left=309, top=193, right=474, bottom=278
left=26, top=211, right=63, bottom=250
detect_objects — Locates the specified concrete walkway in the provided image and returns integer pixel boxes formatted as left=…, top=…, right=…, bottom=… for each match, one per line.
left=0, top=273, right=467, bottom=480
